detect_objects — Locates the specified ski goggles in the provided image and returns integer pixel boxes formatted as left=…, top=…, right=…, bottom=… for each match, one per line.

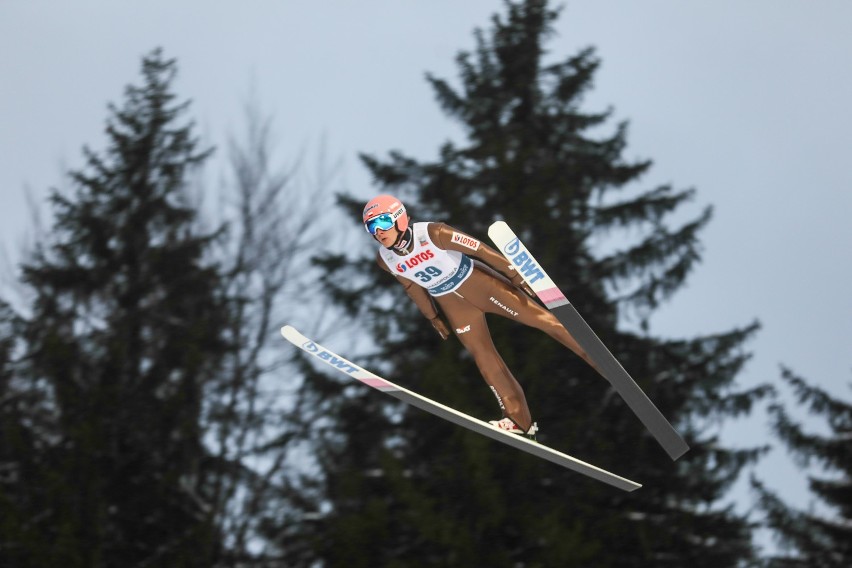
left=364, top=213, right=396, bottom=235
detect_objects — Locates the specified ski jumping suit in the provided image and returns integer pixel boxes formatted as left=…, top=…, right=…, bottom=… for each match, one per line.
left=376, top=222, right=595, bottom=433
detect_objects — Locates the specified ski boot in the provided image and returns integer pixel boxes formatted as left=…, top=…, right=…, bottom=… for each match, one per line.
left=489, top=417, right=538, bottom=441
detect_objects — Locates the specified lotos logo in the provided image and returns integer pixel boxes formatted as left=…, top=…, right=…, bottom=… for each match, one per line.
left=303, top=341, right=320, bottom=353
left=501, top=238, right=545, bottom=285
left=451, top=232, right=480, bottom=251
left=396, top=249, right=435, bottom=272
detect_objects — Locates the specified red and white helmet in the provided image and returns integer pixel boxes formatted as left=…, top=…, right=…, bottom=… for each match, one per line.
left=362, top=194, right=409, bottom=235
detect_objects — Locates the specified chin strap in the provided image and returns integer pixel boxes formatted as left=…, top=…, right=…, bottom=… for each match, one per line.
left=392, top=226, right=413, bottom=251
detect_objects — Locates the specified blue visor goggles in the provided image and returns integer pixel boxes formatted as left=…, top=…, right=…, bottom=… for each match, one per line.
left=365, top=213, right=396, bottom=235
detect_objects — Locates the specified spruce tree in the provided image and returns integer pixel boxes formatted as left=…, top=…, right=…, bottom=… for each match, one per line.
left=754, top=368, right=852, bottom=567
left=1, top=49, right=228, bottom=567
left=0, top=300, right=49, bottom=568
left=298, top=1, right=770, bottom=566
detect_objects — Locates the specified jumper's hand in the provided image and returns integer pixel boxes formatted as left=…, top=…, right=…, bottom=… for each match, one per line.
left=429, top=315, right=451, bottom=340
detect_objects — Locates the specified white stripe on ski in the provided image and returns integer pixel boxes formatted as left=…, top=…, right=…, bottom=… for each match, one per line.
left=487, top=221, right=689, bottom=461
left=281, top=325, right=641, bottom=492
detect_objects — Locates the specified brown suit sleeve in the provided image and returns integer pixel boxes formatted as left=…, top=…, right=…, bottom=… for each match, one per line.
left=427, top=222, right=527, bottom=288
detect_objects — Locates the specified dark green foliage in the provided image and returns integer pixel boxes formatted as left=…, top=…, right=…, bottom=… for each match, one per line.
left=0, top=301, right=45, bottom=567
left=0, top=49, right=227, bottom=567
left=754, top=368, right=852, bottom=567
left=300, top=1, right=769, bottom=566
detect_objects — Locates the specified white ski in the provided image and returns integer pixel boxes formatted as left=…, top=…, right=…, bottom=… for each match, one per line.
left=487, top=221, right=689, bottom=461
left=281, top=325, right=641, bottom=492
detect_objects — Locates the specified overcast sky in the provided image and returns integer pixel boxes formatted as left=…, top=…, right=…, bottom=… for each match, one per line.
left=2, top=0, right=850, bottom=550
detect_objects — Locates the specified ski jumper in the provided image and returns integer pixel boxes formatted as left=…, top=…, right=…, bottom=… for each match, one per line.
left=376, top=222, right=594, bottom=433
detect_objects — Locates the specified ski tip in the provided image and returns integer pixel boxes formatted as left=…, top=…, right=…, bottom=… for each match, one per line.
left=487, top=220, right=510, bottom=237
left=280, top=325, right=302, bottom=342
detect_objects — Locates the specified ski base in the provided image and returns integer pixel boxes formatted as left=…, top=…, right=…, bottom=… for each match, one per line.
left=487, top=221, right=689, bottom=461
left=550, top=302, right=689, bottom=460
left=282, top=325, right=641, bottom=492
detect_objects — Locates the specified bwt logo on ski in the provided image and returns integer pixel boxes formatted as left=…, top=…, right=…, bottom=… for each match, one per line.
left=502, top=238, right=545, bottom=284
left=504, top=237, right=522, bottom=256
left=302, top=341, right=358, bottom=374
left=395, top=249, right=435, bottom=273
